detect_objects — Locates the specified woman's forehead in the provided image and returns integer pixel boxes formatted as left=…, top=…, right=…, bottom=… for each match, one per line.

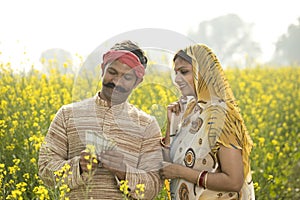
left=174, top=57, right=192, bottom=70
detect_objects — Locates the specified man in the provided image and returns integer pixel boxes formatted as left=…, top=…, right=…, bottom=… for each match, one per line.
left=38, top=40, right=163, bottom=199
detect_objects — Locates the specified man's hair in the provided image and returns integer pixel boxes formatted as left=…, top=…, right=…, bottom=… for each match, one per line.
left=110, top=40, right=148, bottom=68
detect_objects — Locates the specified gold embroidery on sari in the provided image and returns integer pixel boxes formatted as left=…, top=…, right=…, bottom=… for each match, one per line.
left=178, top=183, right=189, bottom=200
left=184, top=148, right=196, bottom=168
left=189, top=117, right=203, bottom=134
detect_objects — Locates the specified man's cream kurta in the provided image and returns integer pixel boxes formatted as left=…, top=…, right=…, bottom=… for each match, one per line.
left=38, top=93, right=163, bottom=199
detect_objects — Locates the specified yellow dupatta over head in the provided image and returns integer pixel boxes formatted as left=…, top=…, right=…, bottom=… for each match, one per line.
left=176, top=44, right=253, bottom=179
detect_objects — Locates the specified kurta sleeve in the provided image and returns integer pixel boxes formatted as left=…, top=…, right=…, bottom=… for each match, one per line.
left=125, top=118, right=164, bottom=199
left=38, top=106, right=86, bottom=189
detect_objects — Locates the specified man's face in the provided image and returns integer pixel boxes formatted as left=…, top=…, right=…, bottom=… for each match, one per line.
left=101, top=60, right=140, bottom=105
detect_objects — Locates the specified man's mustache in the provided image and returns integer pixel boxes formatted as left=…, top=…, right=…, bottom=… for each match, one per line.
left=103, top=82, right=127, bottom=93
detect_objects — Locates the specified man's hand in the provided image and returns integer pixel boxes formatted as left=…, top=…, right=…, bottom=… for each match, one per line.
left=79, top=150, right=98, bottom=174
left=100, top=150, right=126, bottom=180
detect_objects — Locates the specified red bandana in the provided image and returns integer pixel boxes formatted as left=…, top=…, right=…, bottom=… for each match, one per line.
left=102, top=50, right=145, bottom=78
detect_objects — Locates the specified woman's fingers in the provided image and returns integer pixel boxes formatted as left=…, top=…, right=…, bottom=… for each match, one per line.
left=159, top=161, right=173, bottom=179
left=167, top=102, right=181, bottom=115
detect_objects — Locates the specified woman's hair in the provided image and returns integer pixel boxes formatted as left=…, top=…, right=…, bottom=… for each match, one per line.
left=173, top=50, right=192, bottom=64
left=110, top=40, right=148, bottom=68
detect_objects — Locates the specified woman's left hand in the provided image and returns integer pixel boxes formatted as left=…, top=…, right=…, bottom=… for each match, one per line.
left=159, top=162, right=182, bottom=179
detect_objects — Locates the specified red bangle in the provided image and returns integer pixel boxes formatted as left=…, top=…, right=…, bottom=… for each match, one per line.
left=197, top=171, right=203, bottom=187
left=198, top=171, right=208, bottom=189
left=203, top=172, right=208, bottom=189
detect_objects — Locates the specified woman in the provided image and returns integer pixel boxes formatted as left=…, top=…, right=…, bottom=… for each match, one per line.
left=160, top=44, right=255, bottom=199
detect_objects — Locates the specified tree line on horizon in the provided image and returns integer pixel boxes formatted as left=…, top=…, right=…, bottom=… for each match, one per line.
left=39, top=13, right=300, bottom=74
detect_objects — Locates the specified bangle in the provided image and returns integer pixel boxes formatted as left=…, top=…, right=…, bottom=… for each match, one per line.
left=203, top=172, right=208, bottom=189
left=197, top=171, right=203, bottom=187
left=198, top=171, right=208, bottom=188
left=160, top=137, right=170, bottom=149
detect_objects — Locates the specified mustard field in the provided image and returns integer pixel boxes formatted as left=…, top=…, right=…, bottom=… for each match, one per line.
left=0, top=61, right=299, bottom=199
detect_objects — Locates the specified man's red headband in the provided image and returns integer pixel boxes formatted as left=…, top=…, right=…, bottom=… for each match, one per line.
left=102, top=50, right=145, bottom=78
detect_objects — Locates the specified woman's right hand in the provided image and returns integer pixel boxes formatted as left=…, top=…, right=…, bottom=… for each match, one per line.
left=164, top=96, right=187, bottom=146
left=164, top=102, right=180, bottom=146
left=167, top=96, right=187, bottom=123
left=167, top=102, right=180, bottom=123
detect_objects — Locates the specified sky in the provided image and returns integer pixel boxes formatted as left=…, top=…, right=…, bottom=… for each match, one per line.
left=0, top=0, right=299, bottom=70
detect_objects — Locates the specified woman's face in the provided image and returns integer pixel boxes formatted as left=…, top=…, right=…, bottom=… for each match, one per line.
left=174, top=57, right=195, bottom=97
